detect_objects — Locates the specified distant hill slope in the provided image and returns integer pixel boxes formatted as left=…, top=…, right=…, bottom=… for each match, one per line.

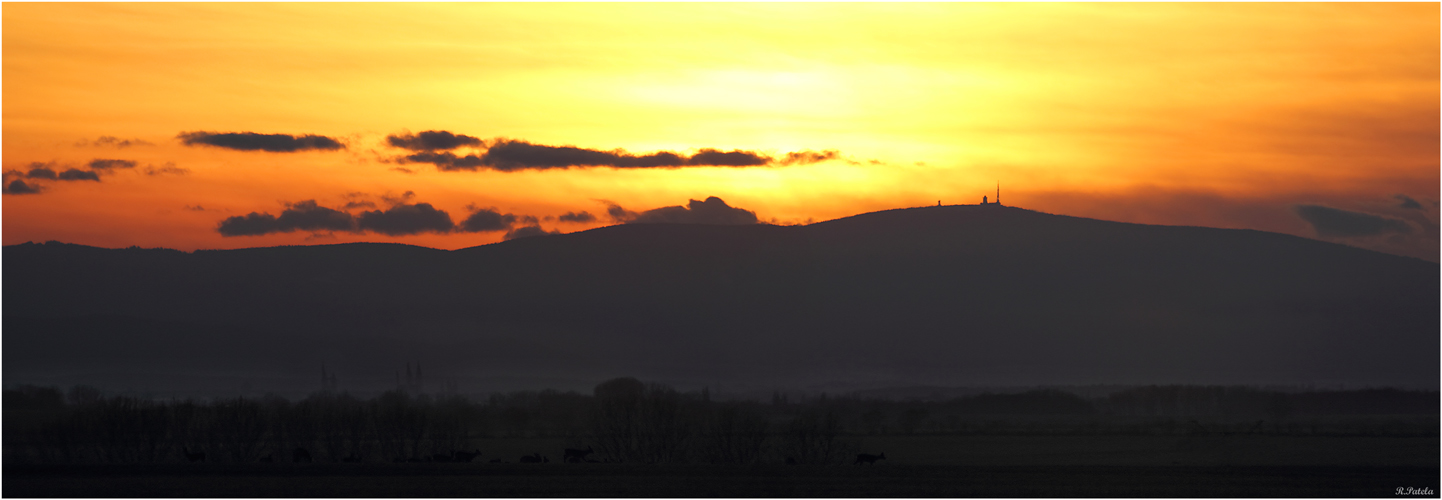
left=5, top=205, right=1437, bottom=395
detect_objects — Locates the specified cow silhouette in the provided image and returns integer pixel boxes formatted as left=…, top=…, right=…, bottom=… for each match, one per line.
left=563, top=446, right=594, bottom=463
left=182, top=446, right=205, bottom=463
left=293, top=447, right=313, bottom=463
left=519, top=453, right=548, bottom=464
left=854, top=452, right=885, bottom=465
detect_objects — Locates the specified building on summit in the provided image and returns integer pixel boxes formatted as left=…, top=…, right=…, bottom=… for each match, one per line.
left=982, top=184, right=1001, bottom=205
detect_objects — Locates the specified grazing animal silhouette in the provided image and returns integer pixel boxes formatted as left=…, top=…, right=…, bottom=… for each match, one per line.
left=453, top=449, right=482, bottom=463
left=293, top=447, right=313, bottom=463
left=259, top=453, right=273, bottom=463
left=563, top=446, right=594, bottom=463
left=342, top=453, right=361, bottom=463
left=855, top=452, right=886, bottom=465
left=183, top=446, right=206, bottom=463
left=785, top=456, right=798, bottom=465
left=519, top=453, right=548, bottom=464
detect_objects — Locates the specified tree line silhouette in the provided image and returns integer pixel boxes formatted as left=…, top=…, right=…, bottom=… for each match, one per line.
left=4, top=379, right=1435, bottom=464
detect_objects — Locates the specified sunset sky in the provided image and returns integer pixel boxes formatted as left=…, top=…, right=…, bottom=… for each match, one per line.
left=4, top=3, right=1437, bottom=260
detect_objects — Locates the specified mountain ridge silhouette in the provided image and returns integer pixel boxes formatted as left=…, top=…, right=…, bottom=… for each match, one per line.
left=5, top=205, right=1436, bottom=395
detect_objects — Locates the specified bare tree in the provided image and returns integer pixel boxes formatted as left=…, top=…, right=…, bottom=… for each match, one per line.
left=590, top=378, right=696, bottom=464
left=698, top=403, right=769, bottom=465
left=778, top=409, right=856, bottom=465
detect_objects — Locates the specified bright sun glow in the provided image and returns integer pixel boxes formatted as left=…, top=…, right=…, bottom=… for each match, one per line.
left=3, top=3, right=1437, bottom=260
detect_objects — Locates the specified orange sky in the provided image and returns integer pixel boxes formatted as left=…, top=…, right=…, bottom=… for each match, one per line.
left=4, top=3, right=1437, bottom=260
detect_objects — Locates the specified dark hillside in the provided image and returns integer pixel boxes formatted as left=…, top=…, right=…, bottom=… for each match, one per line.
left=4, top=205, right=1436, bottom=395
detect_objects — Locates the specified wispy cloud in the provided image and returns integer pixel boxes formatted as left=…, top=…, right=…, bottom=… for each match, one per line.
left=144, top=162, right=190, bottom=176
left=88, top=159, right=137, bottom=170
left=77, top=136, right=154, bottom=148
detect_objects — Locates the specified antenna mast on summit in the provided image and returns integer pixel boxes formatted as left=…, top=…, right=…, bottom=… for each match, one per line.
left=996, top=183, right=1000, bottom=206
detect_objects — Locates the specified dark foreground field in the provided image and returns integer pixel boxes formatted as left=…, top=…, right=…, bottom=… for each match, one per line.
left=5, top=462, right=1437, bottom=498
left=8, top=434, right=1439, bottom=498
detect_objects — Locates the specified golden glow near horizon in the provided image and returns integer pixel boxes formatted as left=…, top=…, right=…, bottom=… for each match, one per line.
left=4, top=3, right=1438, bottom=259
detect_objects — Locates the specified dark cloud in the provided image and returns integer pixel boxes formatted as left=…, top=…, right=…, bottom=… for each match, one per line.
left=480, top=140, right=690, bottom=171
left=217, top=212, right=282, bottom=236
left=685, top=149, right=769, bottom=167
left=459, top=208, right=517, bottom=232
left=178, top=131, right=346, bottom=152
left=356, top=203, right=455, bottom=236
left=401, top=139, right=839, bottom=171
left=275, top=200, right=356, bottom=232
left=1395, top=194, right=1424, bottom=210
left=217, top=200, right=359, bottom=236
left=403, top=151, right=490, bottom=171
left=144, top=162, right=190, bottom=176
left=601, top=200, right=639, bottom=223
left=58, top=169, right=101, bottom=182
left=88, top=159, right=137, bottom=170
left=184, top=205, right=207, bottom=211
left=26, top=168, right=58, bottom=180
left=626, top=196, right=759, bottom=225
left=387, top=130, right=484, bottom=151
left=344, top=200, right=377, bottom=210
left=557, top=211, right=596, bottom=223
left=4, top=179, right=42, bottom=195
left=1294, top=204, right=1413, bottom=238
left=778, top=149, right=841, bottom=165
left=503, top=225, right=561, bottom=241
left=79, top=136, right=153, bottom=148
